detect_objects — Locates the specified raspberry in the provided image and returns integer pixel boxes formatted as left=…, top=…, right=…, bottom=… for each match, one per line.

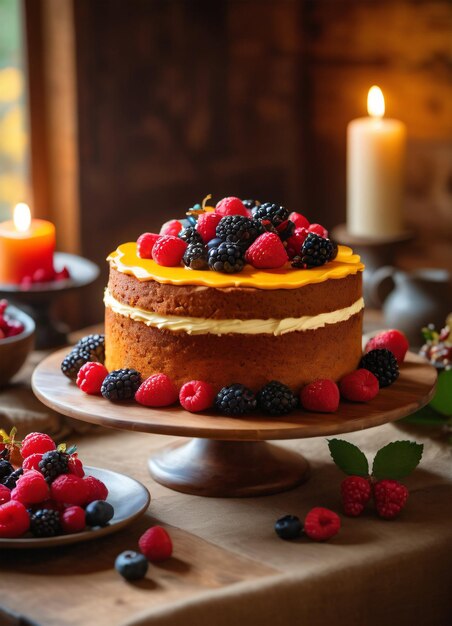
left=196, top=212, right=222, bottom=243
left=84, top=475, right=108, bottom=503
left=0, top=485, right=11, bottom=504
left=308, top=223, right=328, bottom=238
left=285, top=227, right=309, bottom=260
left=215, top=197, right=248, bottom=217
left=68, top=456, right=85, bottom=477
left=11, top=470, right=50, bottom=504
left=152, top=235, right=187, bottom=267
left=245, top=233, right=288, bottom=269
left=137, top=232, right=160, bottom=259
left=77, top=362, right=109, bottom=395
left=21, top=432, right=56, bottom=459
left=61, top=505, right=86, bottom=533
left=55, top=266, right=70, bottom=281
left=139, top=526, right=173, bottom=562
left=374, top=479, right=408, bottom=520
left=341, top=476, right=372, bottom=516
left=50, top=474, right=89, bottom=506
left=22, top=452, right=43, bottom=472
left=0, top=500, right=30, bottom=538
left=365, top=330, right=409, bottom=365
left=339, top=369, right=379, bottom=403
left=304, top=507, right=341, bottom=541
left=160, top=219, right=182, bottom=236
left=179, top=380, right=215, bottom=412
left=135, top=374, right=178, bottom=407
left=289, top=212, right=310, bottom=230
left=300, top=379, right=340, bottom=413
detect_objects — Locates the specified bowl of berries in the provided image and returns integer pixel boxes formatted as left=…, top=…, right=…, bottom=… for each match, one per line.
left=0, top=299, right=35, bottom=387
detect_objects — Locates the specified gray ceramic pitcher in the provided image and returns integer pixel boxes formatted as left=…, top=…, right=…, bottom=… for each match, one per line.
left=369, top=267, right=452, bottom=347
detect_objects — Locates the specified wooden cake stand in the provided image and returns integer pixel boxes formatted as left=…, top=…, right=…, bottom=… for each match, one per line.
left=32, top=350, right=437, bottom=498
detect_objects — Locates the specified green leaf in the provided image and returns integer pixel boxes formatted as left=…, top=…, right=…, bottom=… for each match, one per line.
left=327, top=439, right=369, bottom=477
left=372, top=441, right=424, bottom=480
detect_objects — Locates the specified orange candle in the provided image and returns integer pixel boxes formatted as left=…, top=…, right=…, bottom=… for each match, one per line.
left=0, top=203, right=56, bottom=285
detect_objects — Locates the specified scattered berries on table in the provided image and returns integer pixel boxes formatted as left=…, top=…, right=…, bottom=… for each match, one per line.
left=137, top=232, right=160, bottom=259
left=38, top=450, right=69, bottom=484
left=215, top=384, right=257, bottom=416
left=274, top=515, right=303, bottom=540
left=21, top=432, right=56, bottom=459
left=373, top=479, right=408, bottom=520
left=339, top=369, right=380, bottom=403
left=115, top=550, right=149, bottom=581
left=61, top=349, right=95, bottom=381
left=11, top=470, right=50, bottom=504
left=365, top=330, right=409, bottom=365
left=360, top=349, right=399, bottom=388
left=159, top=219, right=182, bottom=237
left=341, top=476, right=372, bottom=517
left=183, top=243, right=208, bottom=270
left=289, top=212, right=310, bottom=230
left=245, top=232, right=288, bottom=269
left=257, top=381, right=298, bottom=415
left=215, top=215, right=263, bottom=249
left=300, top=379, right=340, bottom=413
left=84, top=475, right=108, bottom=503
left=61, top=505, right=86, bottom=533
left=51, top=474, right=89, bottom=506
left=152, top=235, right=187, bottom=267
left=252, top=202, right=289, bottom=228
left=101, top=368, right=142, bottom=402
left=208, top=242, right=244, bottom=274
left=135, top=374, right=178, bottom=407
left=215, top=196, right=249, bottom=217
left=77, top=362, right=109, bottom=395
left=179, top=380, right=215, bottom=413
left=0, top=500, right=30, bottom=538
left=75, top=334, right=106, bottom=363
left=178, top=226, right=203, bottom=246
left=292, top=233, right=336, bottom=269
left=304, top=507, right=341, bottom=541
left=30, top=508, right=61, bottom=537
left=196, top=212, right=222, bottom=243
left=85, top=500, right=114, bottom=527
left=139, top=526, right=173, bottom=562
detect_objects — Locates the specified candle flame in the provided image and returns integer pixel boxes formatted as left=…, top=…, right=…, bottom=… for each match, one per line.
left=13, top=203, right=31, bottom=232
left=367, top=86, right=385, bottom=118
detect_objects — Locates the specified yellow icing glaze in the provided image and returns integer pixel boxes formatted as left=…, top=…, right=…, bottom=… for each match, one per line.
left=107, top=242, right=364, bottom=290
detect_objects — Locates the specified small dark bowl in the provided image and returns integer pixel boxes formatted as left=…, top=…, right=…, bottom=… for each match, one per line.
left=0, top=305, right=35, bottom=387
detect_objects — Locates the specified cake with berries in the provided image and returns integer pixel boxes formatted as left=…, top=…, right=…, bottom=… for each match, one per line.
left=103, top=197, right=365, bottom=394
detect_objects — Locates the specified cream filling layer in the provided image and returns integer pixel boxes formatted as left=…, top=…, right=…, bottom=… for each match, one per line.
left=104, top=289, right=364, bottom=336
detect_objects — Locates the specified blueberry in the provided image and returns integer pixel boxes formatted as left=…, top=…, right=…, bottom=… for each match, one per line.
left=206, top=237, right=223, bottom=251
left=85, top=500, right=114, bottom=527
left=274, top=514, right=302, bottom=540
left=115, top=550, right=148, bottom=581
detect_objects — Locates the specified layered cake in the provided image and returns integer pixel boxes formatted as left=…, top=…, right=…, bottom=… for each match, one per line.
left=105, top=199, right=364, bottom=392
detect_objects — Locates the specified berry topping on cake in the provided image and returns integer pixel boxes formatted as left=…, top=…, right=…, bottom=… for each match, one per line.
left=285, top=227, right=309, bottom=259
left=115, top=550, right=149, bottom=581
left=252, top=202, right=289, bottom=228
left=242, top=199, right=260, bottom=211
left=196, top=212, right=222, bottom=243
left=275, top=219, right=296, bottom=241
left=304, top=507, right=341, bottom=541
left=160, top=219, right=182, bottom=236
left=274, top=514, right=303, bottom=540
left=76, top=362, right=109, bottom=395
left=152, top=235, right=187, bottom=267
left=30, top=508, right=61, bottom=537
left=135, top=374, right=178, bottom=407
left=75, top=334, right=106, bottom=363
left=360, top=349, right=399, bottom=388
left=61, top=349, right=95, bottom=381
left=178, top=226, right=204, bottom=246
left=215, top=196, right=249, bottom=217
left=215, top=383, right=257, bottom=416
left=21, top=432, right=56, bottom=459
left=257, top=381, right=298, bottom=415
left=101, top=368, right=142, bottom=401
left=289, top=211, right=310, bottom=230
left=373, top=479, right=408, bottom=520
left=300, top=379, right=340, bottom=413
left=179, top=380, right=215, bottom=412
left=183, top=243, right=208, bottom=270
left=208, top=242, right=245, bottom=273
left=365, top=330, right=409, bottom=365
left=0, top=500, right=30, bottom=538
left=38, top=450, right=69, bottom=484
left=308, top=223, right=328, bottom=238
left=245, top=232, right=288, bottom=269
left=139, top=526, right=173, bottom=562
left=216, top=215, right=264, bottom=249
left=137, top=232, right=160, bottom=259
left=291, top=233, right=336, bottom=269
left=341, top=476, right=372, bottom=517
left=339, top=369, right=379, bottom=403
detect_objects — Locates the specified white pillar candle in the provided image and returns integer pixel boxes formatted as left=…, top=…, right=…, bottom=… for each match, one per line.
left=347, top=86, right=406, bottom=238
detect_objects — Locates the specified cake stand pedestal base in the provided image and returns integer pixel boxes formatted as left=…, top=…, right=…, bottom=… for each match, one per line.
left=148, top=438, right=310, bottom=497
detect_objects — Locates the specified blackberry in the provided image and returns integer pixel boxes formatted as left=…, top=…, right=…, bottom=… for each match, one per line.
left=179, top=226, right=203, bottom=245
left=183, top=243, right=208, bottom=270
left=75, top=334, right=105, bottom=363
left=242, top=199, right=260, bottom=210
left=276, top=219, right=296, bottom=242
left=0, top=459, right=13, bottom=480
left=291, top=233, right=335, bottom=269
left=38, top=450, right=69, bottom=483
left=360, top=349, right=399, bottom=388
left=101, top=368, right=142, bottom=401
left=216, top=215, right=263, bottom=250
left=30, top=509, right=61, bottom=537
left=2, top=467, right=23, bottom=489
left=215, top=383, right=257, bottom=416
left=208, top=242, right=244, bottom=274
left=61, top=349, right=94, bottom=381
left=252, top=202, right=289, bottom=227
left=257, top=381, right=298, bottom=415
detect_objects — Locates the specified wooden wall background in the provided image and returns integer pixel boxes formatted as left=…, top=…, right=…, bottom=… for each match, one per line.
left=26, top=0, right=452, bottom=326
